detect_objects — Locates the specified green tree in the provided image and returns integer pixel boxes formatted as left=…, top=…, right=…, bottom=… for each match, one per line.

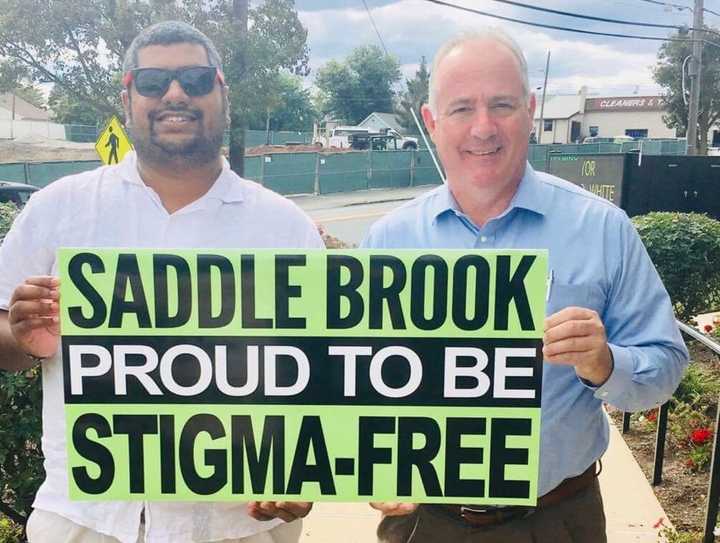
left=245, top=73, right=317, bottom=132
left=315, top=45, right=401, bottom=124
left=653, top=29, right=720, bottom=154
left=0, top=0, right=310, bottom=172
left=214, top=0, right=309, bottom=171
left=47, top=85, right=105, bottom=126
left=396, top=56, right=429, bottom=135
left=0, top=60, right=45, bottom=111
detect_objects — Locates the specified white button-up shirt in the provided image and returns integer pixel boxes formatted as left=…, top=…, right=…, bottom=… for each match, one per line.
left=0, top=152, right=324, bottom=543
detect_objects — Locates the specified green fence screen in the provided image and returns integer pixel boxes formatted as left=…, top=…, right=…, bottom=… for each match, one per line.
left=369, top=150, right=412, bottom=189
left=0, top=163, right=28, bottom=183
left=262, top=153, right=316, bottom=194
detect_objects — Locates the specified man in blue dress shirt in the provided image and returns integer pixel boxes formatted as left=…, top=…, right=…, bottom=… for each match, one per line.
left=363, top=29, right=688, bottom=542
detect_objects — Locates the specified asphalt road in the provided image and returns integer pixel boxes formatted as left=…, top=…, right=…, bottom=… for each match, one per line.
left=294, top=185, right=436, bottom=246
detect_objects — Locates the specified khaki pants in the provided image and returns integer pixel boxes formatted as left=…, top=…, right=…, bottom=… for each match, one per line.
left=26, top=509, right=302, bottom=543
left=377, top=478, right=607, bottom=543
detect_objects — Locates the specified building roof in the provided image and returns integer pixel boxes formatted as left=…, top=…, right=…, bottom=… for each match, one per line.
left=358, top=112, right=405, bottom=133
left=534, top=94, right=582, bottom=120
left=0, top=93, right=49, bottom=121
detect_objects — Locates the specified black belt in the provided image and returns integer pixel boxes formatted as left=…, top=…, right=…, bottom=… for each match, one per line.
left=430, top=462, right=600, bottom=528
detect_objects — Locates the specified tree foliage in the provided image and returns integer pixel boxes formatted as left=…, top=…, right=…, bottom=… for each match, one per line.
left=245, top=73, right=317, bottom=132
left=315, top=45, right=401, bottom=125
left=47, top=85, right=105, bottom=126
left=653, top=29, right=720, bottom=154
left=0, top=60, right=46, bottom=110
left=0, top=0, right=310, bottom=170
left=396, top=56, right=429, bottom=135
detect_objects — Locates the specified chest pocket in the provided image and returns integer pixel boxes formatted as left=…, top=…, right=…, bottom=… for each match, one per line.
left=548, top=282, right=607, bottom=318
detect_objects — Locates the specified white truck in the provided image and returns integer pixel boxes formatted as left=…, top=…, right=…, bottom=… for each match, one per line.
left=315, top=125, right=418, bottom=150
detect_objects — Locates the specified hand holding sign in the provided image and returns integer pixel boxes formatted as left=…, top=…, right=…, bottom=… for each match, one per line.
left=247, top=501, right=313, bottom=522
left=542, top=306, right=613, bottom=386
left=8, top=276, right=61, bottom=358
left=369, top=502, right=418, bottom=517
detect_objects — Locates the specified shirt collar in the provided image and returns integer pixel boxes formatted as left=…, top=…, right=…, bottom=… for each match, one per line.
left=117, top=151, right=245, bottom=204
left=430, top=162, right=549, bottom=222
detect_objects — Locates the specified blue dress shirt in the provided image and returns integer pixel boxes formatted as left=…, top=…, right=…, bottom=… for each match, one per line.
left=361, top=164, right=689, bottom=497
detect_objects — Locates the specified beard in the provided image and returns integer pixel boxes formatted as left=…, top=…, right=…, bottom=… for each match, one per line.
left=127, top=104, right=226, bottom=167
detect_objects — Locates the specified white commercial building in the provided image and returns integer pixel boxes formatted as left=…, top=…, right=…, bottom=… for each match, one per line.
left=533, top=88, right=719, bottom=148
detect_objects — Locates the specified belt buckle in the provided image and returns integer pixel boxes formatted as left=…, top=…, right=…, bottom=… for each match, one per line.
left=460, top=505, right=504, bottom=515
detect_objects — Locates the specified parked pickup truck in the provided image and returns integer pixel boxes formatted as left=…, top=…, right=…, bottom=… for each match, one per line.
left=316, top=126, right=418, bottom=150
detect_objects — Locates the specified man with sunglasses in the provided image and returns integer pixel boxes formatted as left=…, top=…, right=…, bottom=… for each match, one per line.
left=0, top=21, right=320, bottom=543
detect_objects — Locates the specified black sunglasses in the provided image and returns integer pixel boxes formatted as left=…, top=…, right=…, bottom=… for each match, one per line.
left=122, top=66, right=225, bottom=98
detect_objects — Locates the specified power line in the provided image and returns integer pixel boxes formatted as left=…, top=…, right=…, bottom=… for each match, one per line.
left=361, top=0, right=390, bottom=56
left=488, top=0, right=680, bottom=30
left=634, top=0, right=720, bottom=18
left=422, top=0, right=720, bottom=48
left=635, top=0, right=692, bottom=11
left=491, top=0, right=720, bottom=38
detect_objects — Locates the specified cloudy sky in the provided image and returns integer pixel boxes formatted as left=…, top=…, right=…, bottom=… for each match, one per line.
left=294, top=0, right=718, bottom=97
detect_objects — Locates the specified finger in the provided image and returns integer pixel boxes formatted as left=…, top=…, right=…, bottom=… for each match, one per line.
left=544, top=307, right=596, bottom=330
left=10, top=284, right=60, bottom=305
left=272, top=508, right=298, bottom=523
left=275, top=502, right=312, bottom=519
left=543, top=319, right=596, bottom=344
left=10, top=317, right=59, bottom=338
left=24, top=276, right=59, bottom=288
left=246, top=502, right=276, bottom=522
left=544, top=335, right=597, bottom=357
left=8, top=300, right=59, bottom=324
left=369, top=502, right=417, bottom=516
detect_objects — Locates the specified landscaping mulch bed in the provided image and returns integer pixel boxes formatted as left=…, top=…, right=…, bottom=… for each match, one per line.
left=609, top=340, right=720, bottom=540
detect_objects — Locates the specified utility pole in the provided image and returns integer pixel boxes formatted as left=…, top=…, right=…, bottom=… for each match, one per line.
left=537, top=50, right=551, bottom=145
left=229, top=0, right=249, bottom=175
left=687, top=0, right=704, bottom=155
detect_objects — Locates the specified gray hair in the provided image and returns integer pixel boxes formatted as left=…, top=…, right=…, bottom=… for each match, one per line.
left=428, top=28, right=530, bottom=115
left=122, top=20, right=223, bottom=74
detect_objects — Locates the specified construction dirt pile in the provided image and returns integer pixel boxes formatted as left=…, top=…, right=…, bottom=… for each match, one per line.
left=0, top=139, right=359, bottom=164
left=0, top=137, right=97, bottom=163
left=244, top=144, right=354, bottom=156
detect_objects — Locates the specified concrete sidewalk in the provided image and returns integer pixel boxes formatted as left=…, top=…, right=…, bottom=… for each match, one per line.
left=289, top=185, right=434, bottom=213
left=298, top=419, right=669, bottom=543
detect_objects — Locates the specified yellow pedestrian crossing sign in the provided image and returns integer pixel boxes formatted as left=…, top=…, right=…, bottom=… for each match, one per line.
left=95, top=116, right=133, bottom=165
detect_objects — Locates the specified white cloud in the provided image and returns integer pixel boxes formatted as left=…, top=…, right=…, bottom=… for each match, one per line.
left=299, top=0, right=672, bottom=96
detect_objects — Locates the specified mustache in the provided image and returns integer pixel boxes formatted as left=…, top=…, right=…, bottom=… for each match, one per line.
left=149, top=105, right=203, bottom=121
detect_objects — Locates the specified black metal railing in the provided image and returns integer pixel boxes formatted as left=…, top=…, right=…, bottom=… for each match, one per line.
left=622, top=320, right=720, bottom=543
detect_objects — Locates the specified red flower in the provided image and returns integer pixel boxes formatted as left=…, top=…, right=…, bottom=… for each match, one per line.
left=645, top=410, right=658, bottom=422
left=704, top=324, right=714, bottom=333
left=690, top=428, right=713, bottom=445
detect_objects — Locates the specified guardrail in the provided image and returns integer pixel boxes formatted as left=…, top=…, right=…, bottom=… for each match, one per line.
left=622, top=321, right=720, bottom=543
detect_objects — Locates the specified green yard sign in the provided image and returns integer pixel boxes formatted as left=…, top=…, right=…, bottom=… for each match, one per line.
left=59, top=248, right=547, bottom=505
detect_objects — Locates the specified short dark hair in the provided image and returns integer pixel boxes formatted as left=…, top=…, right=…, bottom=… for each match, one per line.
left=122, top=20, right=223, bottom=73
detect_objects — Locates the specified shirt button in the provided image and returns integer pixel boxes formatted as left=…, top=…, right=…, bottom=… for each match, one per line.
left=480, top=236, right=487, bottom=242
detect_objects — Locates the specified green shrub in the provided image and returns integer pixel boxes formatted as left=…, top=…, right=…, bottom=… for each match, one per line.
left=0, top=201, right=42, bottom=538
left=0, top=202, right=19, bottom=239
left=0, top=365, right=43, bottom=537
left=632, top=212, right=720, bottom=321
